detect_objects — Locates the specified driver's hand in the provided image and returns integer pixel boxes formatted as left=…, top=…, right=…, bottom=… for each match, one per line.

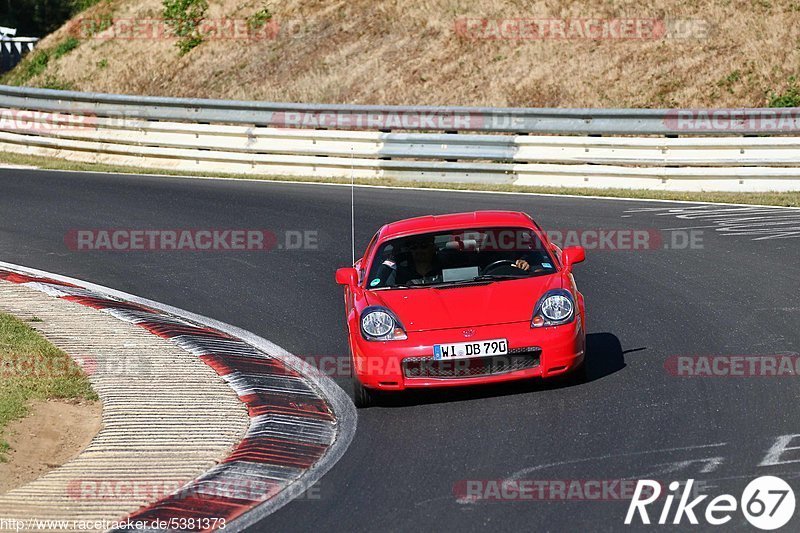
left=513, top=259, right=530, bottom=270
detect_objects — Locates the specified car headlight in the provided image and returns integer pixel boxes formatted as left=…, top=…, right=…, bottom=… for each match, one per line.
left=360, top=306, right=408, bottom=341
left=531, top=289, right=575, bottom=328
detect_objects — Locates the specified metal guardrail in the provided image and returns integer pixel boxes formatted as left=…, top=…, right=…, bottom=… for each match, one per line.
left=2, top=85, right=800, bottom=135
left=0, top=34, right=37, bottom=74
left=0, top=86, right=799, bottom=192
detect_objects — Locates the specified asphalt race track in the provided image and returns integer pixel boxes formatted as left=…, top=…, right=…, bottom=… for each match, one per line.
left=1, top=168, right=799, bottom=532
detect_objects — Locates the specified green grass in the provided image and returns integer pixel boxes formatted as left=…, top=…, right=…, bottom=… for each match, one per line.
left=0, top=312, right=97, bottom=462
left=768, top=77, right=800, bottom=107
left=38, top=76, right=76, bottom=91
left=162, top=0, right=209, bottom=55
left=247, top=3, right=273, bottom=31
left=3, top=49, right=51, bottom=85
left=71, top=0, right=103, bottom=11
left=53, top=37, right=81, bottom=60
left=717, top=70, right=741, bottom=94
left=0, top=149, right=798, bottom=207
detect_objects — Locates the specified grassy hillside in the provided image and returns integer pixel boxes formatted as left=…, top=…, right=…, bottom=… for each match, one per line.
left=2, top=0, right=800, bottom=107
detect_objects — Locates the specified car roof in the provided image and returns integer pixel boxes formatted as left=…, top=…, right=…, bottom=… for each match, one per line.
left=377, top=211, right=537, bottom=241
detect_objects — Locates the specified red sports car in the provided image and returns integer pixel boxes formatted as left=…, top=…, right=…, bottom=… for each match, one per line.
left=335, top=210, right=586, bottom=407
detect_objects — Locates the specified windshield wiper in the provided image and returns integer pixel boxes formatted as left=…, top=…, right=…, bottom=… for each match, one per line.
left=471, top=274, right=526, bottom=282
left=377, top=274, right=532, bottom=289
left=373, top=283, right=427, bottom=290
left=426, top=276, right=520, bottom=288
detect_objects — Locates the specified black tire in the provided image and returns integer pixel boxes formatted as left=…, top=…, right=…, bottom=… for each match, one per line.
left=566, top=359, right=588, bottom=384
left=353, top=377, right=376, bottom=408
left=552, top=359, right=587, bottom=388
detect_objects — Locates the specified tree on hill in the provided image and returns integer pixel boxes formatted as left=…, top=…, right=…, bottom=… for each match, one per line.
left=0, top=0, right=89, bottom=38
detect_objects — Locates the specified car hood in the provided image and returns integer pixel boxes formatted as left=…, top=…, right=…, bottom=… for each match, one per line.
left=365, top=275, right=563, bottom=332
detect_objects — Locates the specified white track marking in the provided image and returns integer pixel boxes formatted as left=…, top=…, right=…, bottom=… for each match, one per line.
left=625, top=205, right=800, bottom=240
left=624, top=457, right=725, bottom=480
left=760, top=435, right=800, bottom=467
left=506, top=443, right=728, bottom=482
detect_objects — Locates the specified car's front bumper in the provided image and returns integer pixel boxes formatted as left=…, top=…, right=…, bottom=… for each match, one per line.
left=351, top=317, right=585, bottom=391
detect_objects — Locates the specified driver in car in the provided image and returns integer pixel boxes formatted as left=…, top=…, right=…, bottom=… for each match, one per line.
left=395, top=235, right=530, bottom=285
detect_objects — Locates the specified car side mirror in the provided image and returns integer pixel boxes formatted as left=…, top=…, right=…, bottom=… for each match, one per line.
left=335, top=267, right=359, bottom=286
left=562, top=246, right=586, bottom=270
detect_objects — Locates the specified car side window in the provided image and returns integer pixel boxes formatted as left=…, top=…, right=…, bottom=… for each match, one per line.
left=360, top=232, right=380, bottom=282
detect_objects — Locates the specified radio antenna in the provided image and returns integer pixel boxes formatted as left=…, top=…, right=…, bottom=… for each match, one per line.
left=350, top=146, right=356, bottom=265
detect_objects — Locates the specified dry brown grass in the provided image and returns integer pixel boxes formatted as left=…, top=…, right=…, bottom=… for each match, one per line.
left=6, top=0, right=800, bottom=107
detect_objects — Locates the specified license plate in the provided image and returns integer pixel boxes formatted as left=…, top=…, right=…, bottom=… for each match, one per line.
left=433, top=338, right=508, bottom=360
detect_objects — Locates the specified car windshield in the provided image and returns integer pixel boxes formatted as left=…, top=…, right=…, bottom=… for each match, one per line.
left=366, top=227, right=557, bottom=289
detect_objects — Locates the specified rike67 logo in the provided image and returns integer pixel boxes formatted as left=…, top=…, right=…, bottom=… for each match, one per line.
left=625, top=477, right=796, bottom=530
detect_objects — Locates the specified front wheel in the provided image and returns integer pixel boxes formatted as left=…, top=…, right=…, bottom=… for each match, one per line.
left=352, top=377, right=377, bottom=408
left=563, top=359, right=588, bottom=385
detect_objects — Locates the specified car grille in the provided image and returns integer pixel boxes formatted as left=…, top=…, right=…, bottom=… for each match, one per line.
left=402, top=347, right=541, bottom=379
